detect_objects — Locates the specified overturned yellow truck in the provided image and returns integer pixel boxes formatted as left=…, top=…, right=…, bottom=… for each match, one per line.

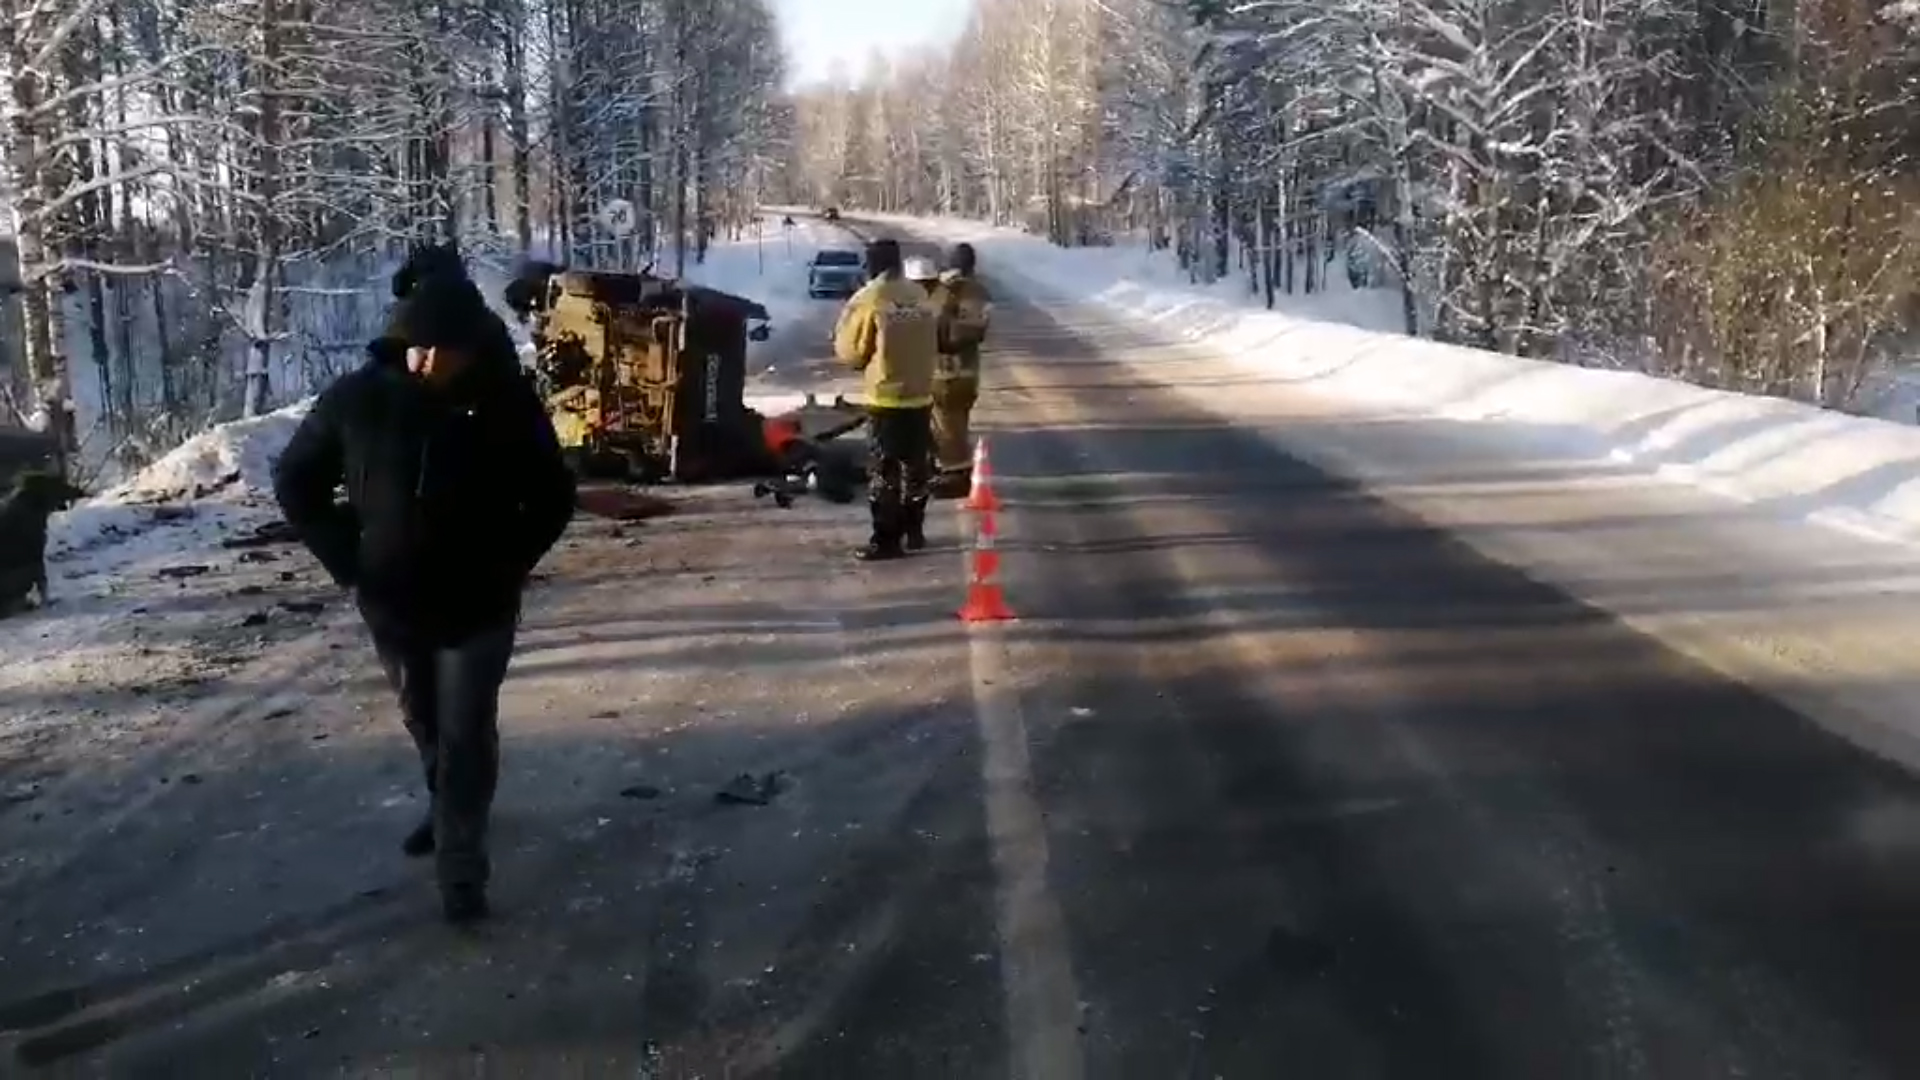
left=506, top=263, right=862, bottom=484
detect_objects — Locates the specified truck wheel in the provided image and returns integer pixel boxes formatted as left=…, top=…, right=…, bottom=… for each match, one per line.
left=578, top=449, right=629, bottom=480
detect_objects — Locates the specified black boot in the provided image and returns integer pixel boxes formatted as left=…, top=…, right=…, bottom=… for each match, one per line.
left=904, top=505, right=927, bottom=551
left=402, top=816, right=435, bottom=858
left=442, top=882, right=490, bottom=925
left=861, top=499, right=904, bottom=561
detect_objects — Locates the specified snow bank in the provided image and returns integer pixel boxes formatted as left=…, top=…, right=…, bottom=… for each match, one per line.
left=49, top=399, right=310, bottom=593
left=99, top=401, right=307, bottom=507
left=872, top=211, right=1920, bottom=549
left=859, top=211, right=1408, bottom=336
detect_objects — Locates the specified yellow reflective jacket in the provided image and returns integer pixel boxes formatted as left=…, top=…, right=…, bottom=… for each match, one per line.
left=834, top=276, right=939, bottom=408
left=932, top=271, right=992, bottom=382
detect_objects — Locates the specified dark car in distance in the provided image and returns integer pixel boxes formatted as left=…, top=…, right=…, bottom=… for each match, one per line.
left=808, top=248, right=866, bottom=299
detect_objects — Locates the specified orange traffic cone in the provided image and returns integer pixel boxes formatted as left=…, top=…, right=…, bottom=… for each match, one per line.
left=963, top=437, right=1002, bottom=513
left=959, top=507, right=1015, bottom=622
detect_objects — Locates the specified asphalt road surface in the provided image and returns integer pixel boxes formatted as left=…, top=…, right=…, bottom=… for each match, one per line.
left=4, top=227, right=1920, bottom=1078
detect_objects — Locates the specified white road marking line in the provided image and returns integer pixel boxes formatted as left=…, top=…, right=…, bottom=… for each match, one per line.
left=962, top=533, right=1086, bottom=1080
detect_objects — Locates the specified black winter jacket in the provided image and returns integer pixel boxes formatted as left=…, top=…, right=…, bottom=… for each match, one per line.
left=272, top=338, right=575, bottom=644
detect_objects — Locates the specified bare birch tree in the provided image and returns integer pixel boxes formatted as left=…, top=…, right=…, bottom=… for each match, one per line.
left=0, top=0, right=788, bottom=480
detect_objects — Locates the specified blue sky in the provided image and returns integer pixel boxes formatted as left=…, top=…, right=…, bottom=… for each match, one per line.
left=771, top=0, right=973, bottom=87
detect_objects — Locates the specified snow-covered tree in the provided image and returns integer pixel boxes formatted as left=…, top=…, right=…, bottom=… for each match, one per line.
left=784, top=0, right=1920, bottom=411
left=0, top=0, right=789, bottom=479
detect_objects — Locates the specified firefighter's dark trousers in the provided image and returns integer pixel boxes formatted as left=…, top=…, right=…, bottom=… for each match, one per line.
left=867, top=405, right=933, bottom=547
left=368, top=617, right=517, bottom=890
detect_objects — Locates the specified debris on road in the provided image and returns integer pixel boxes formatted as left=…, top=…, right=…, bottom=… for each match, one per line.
left=620, top=783, right=663, bottom=800
left=715, top=771, right=788, bottom=806
left=751, top=396, right=869, bottom=508
left=753, top=478, right=800, bottom=508
left=222, top=520, right=301, bottom=548
left=576, top=486, right=676, bottom=522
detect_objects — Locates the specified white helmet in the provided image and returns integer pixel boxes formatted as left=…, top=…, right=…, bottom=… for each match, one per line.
left=903, top=256, right=937, bottom=281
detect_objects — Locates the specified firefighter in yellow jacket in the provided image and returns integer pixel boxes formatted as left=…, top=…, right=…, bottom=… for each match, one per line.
left=931, top=243, right=991, bottom=496
left=834, top=238, right=941, bottom=560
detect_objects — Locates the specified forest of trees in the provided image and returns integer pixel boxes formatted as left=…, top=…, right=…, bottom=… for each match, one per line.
left=6, top=0, right=1917, bottom=482
left=784, top=0, right=1920, bottom=413
left=0, top=0, right=789, bottom=478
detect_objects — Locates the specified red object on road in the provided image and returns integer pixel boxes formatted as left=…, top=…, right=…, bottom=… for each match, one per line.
left=762, top=415, right=804, bottom=459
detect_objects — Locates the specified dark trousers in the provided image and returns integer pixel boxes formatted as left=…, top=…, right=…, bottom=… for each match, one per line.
left=867, top=405, right=933, bottom=547
left=367, top=616, right=517, bottom=889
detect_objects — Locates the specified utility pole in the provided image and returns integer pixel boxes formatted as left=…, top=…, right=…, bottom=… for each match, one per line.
left=671, top=0, right=688, bottom=279
left=244, top=0, right=283, bottom=418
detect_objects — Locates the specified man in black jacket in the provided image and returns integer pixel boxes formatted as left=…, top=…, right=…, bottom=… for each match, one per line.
left=273, top=267, right=575, bottom=924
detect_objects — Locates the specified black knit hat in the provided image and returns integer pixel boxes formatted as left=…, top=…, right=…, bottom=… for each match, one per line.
left=392, top=242, right=466, bottom=299
left=386, top=275, right=490, bottom=352
left=947, top=242, right=977, bottom=275
left=865, top=238, right=902, bottom=278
